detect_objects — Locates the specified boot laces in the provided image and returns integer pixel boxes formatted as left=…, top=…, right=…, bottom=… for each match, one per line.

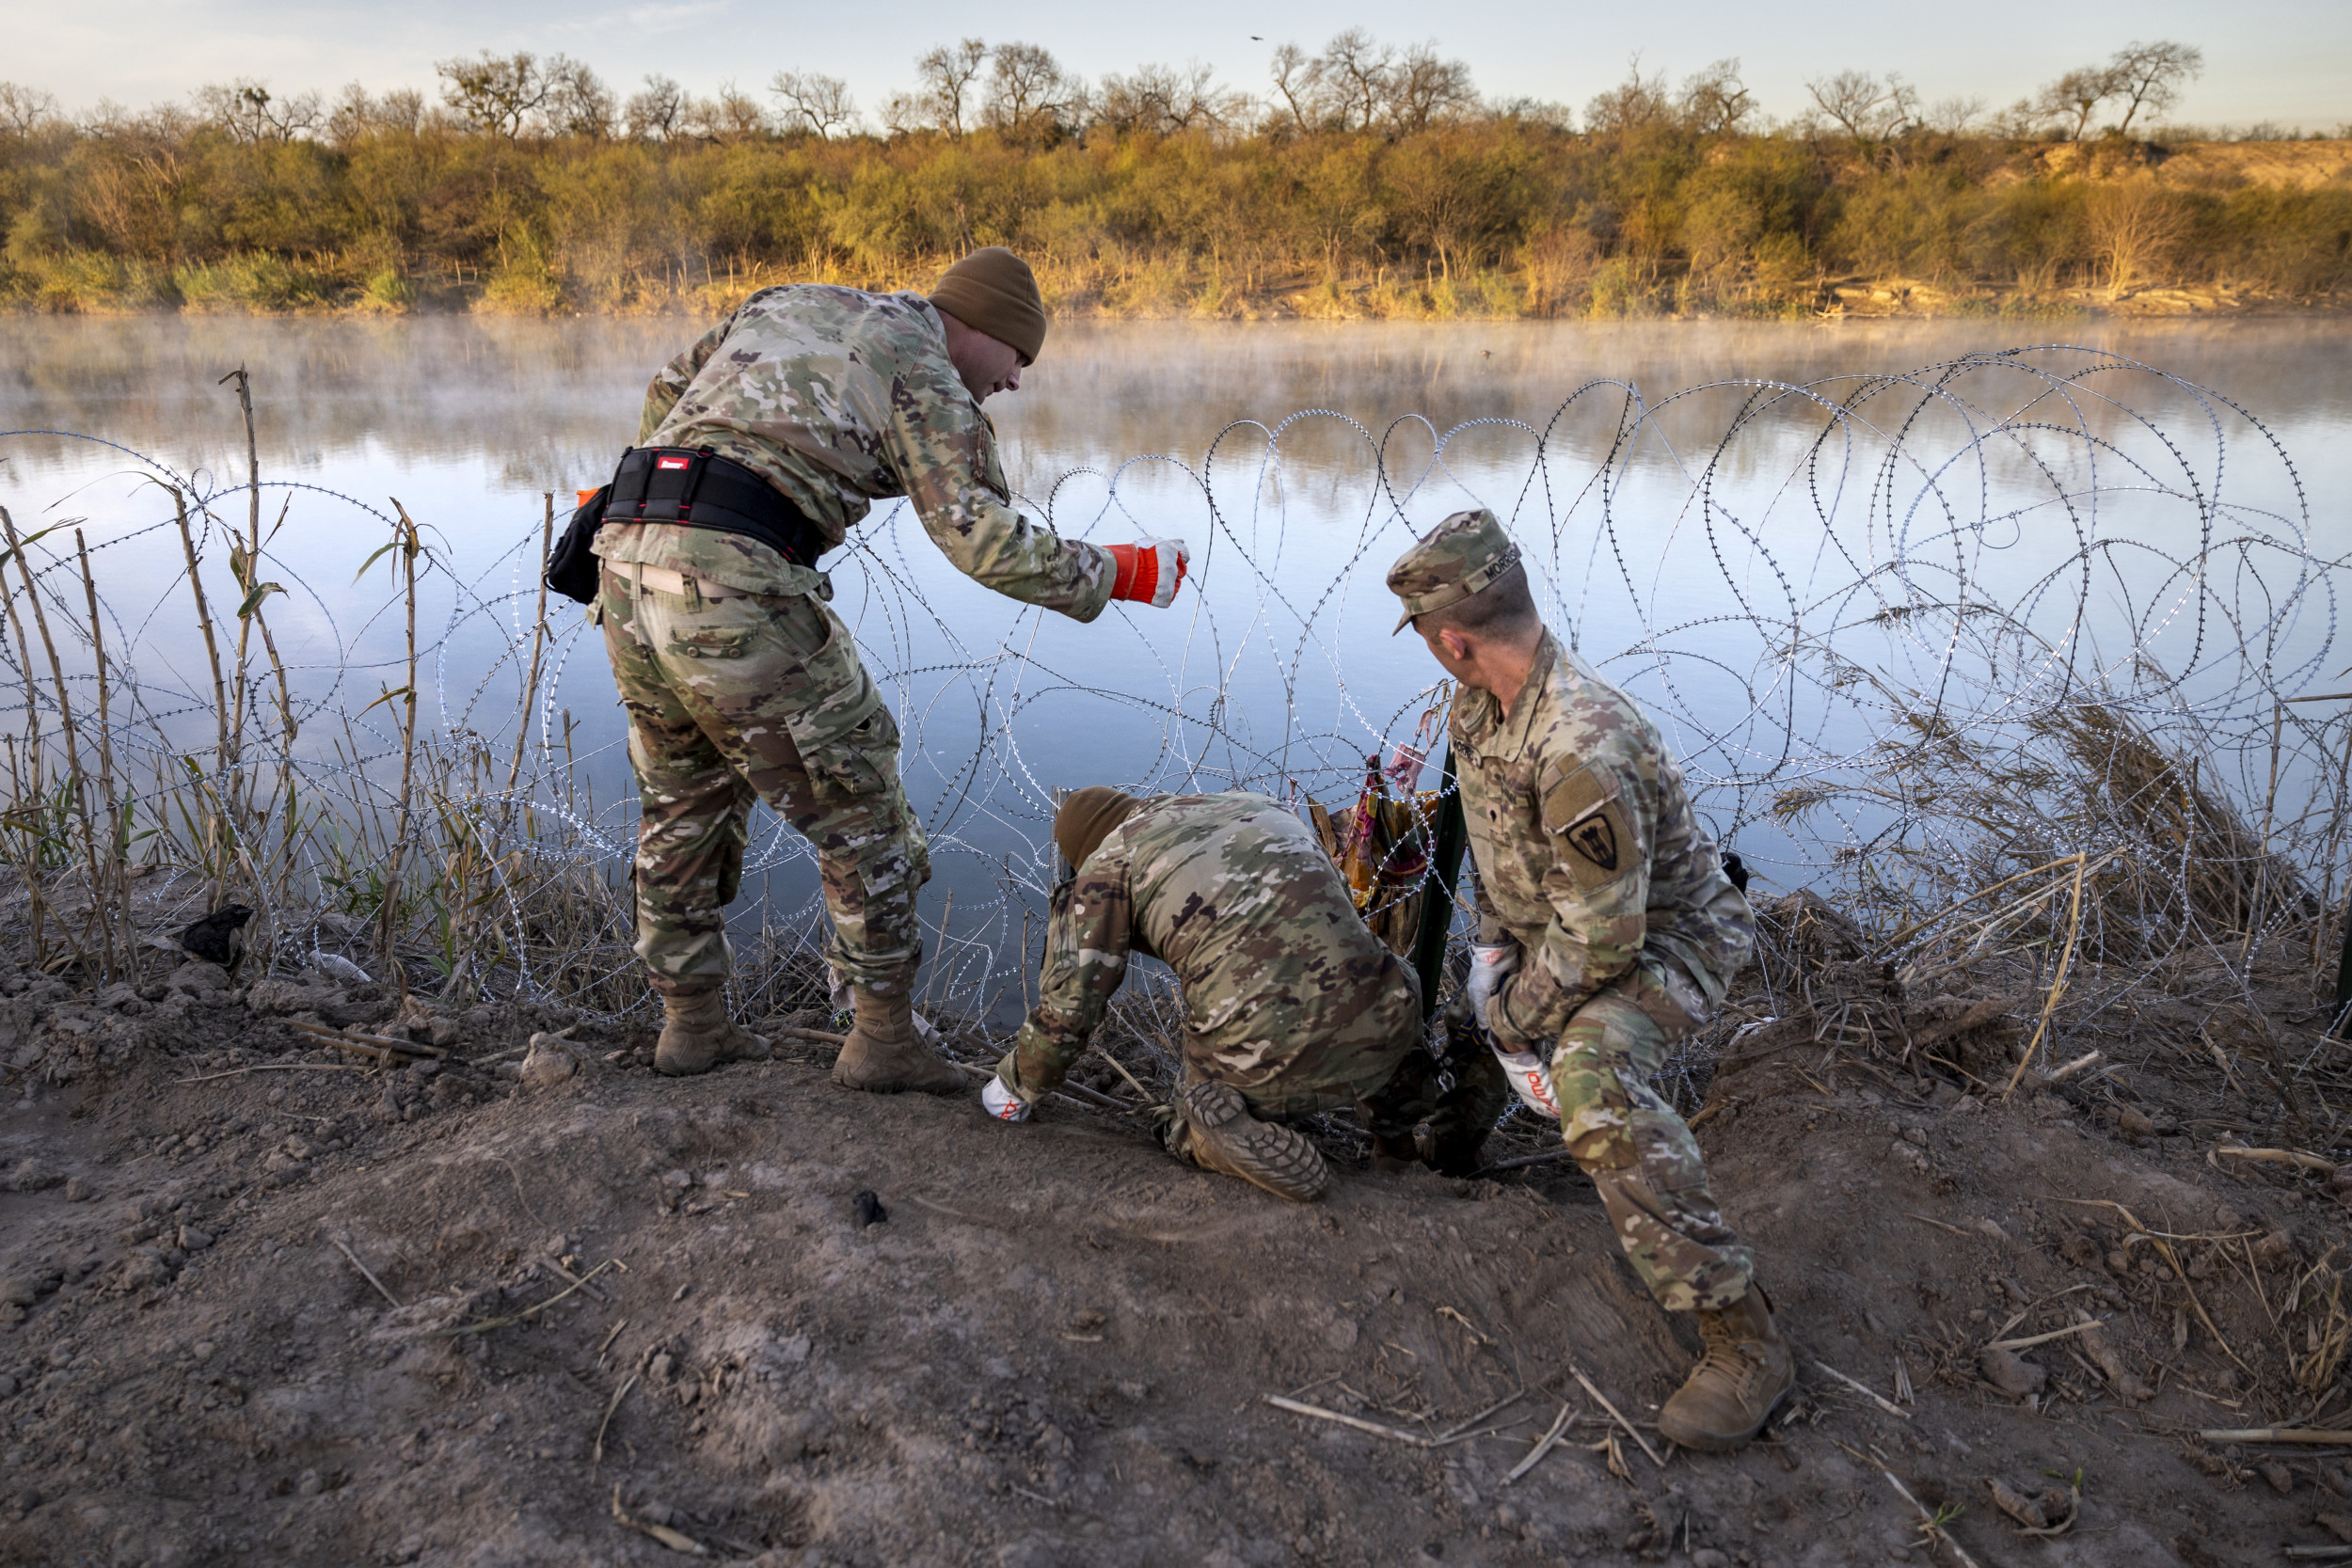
left=1692, top=1311, right=1767, bottom=1394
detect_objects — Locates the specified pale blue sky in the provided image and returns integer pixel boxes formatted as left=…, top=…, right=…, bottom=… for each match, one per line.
left=12, top=0, right=2347, bottom=131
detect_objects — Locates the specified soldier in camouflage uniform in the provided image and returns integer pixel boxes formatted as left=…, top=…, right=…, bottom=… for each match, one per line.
left=595, top=248, right=1190, bottom=1085
left=983, top=787, right=1424, bottom=1202
left=1388, top=509, right=1794, bottom=1452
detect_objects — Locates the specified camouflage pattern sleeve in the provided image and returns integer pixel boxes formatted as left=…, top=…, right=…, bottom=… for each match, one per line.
left=1488, top=752, right=1653, bottom=1051
left=1467, top=855, right=1510, bottom=946
left=998, top=856, right=1136, bottom=1101
left=850, top=339, right=1115, bottom=624
left=640, top=310, right=738, bottom=442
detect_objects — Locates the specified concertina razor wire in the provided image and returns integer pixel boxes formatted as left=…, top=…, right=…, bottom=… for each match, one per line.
left=0, top=342, right=2344, bottom=1041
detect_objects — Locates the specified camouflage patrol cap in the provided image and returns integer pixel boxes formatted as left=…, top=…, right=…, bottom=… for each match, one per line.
left=1385, top=509, right=1522, bottom=634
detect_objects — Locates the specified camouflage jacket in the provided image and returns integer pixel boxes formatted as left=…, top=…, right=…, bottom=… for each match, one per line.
left=1454, top=629, right=1754, bottom=1050
left=593, top=284, right=1113, bottom=618
left=999, top=792, right=1420, bottom=1113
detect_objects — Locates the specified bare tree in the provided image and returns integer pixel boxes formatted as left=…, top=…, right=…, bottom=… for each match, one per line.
left=877, top=92, right=927, bottom=137
left=1677, top=58, right=1754, bottom=135
left=683, top=82, right=770, bottom=143
left=1096, top=62, right=1234, bottom=136
left=2108, top=40, right=2203, bottom=135
left=984, top=41, right=1084, bottom=146
left=1268, top=43, right=1323, bottom=135
left=771, top=71, right=858, bottom=137
left=2033, top=64, right=2124, bottom=142
left=1488, top=96, right=1574, bottom=130
left=547, top=60, right=616, bottom=138
left=914, top=39, right=989, bottom=136
left=625, top=75, right=685, bottom=139
left=1921, top=96, right=1987, bottom=135
left=436, top=51, right=556, bottom=139
left=2085, top=180, right=2188, bottom=295
left=194, top=80, right=324, bottom=143
left=0, top=83, right=58, bottom=137
left=1318, top=29, right=1393, bottom=132
left=326, top=84, right=424, bottom=143
left=1585, top=58, right=1671, bottom=135
left=1390, top=43, right=1478, bottom=133
left=1804, top=70, right=1919, bottom=144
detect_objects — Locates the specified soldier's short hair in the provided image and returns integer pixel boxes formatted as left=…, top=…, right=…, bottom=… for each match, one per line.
left=1415, top=561, right=1539, bottom=640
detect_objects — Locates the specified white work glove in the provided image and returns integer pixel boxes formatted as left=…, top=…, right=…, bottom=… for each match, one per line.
left=1463, top=942, right=1519, bottom=1032
left=1490, top=1041, right=1563, bottom=1120
left=981, top=1075, right=1032, bottom=1123
left=1106, top=537, right=1191, bottom=609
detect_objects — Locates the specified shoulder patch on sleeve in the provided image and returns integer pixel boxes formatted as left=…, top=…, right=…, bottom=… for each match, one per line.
left=1541, top=764, right=1631, bottom=889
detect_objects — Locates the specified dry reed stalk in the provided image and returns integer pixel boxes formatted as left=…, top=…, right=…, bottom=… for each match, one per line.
left=331, top=1237, right=403, bottom=1308
left=374, top=505, right=423, bottom=979
left=1502, top=1402, right=1576, bottom=1483
left=1261, top=1393, right=1436, bottom=1448
left=920, top=888, right=955, bottom=1012
left=1567, top=1366, right=1664, bottom=1467
left=0, top=566, right=52, bottom=969
left=246, top=495, right=302, bottom=937
left=170, top=488, right=234, bottom=904
left=1, top=506, right=105, bottom=978
left=0, top=736, right=45, bottom=965
left=72, top=531, right=131, bottom=979
left=1880, top=849, right=2124, bottom=957
left=2245, top=700, right=2286, bottom=963
left=502, top=495, right=554, bottom=811
left=215, top=370, right=263, bottom=832
left=2002, top=851, right=2087, bottom=1101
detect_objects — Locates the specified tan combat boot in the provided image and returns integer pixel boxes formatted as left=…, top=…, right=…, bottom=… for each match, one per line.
left=830, top=989, right=964, bottom=1095
left=1168, top=1082, right=1329, bottom=1202
left=1656, top=1284, right=1795, bottom=1452
left=653, top=990, right=771, bottom=1077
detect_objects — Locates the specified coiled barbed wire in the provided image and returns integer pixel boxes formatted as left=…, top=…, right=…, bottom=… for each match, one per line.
left=0, top=343, right=2343, bottom=1036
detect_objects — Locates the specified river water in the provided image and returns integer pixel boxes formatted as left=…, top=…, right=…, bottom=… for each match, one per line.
left=1, top=315, right=2344, bottom=1007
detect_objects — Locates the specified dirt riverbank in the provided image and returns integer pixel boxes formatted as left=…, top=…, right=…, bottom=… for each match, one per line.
left=2, top=917, right=2347, bottom=1568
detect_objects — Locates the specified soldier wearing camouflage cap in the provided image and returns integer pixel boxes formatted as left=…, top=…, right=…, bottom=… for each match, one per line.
left=1388, top=509, right=1789, bottom=1452
left=594, top=249, right=1191, bottom=1088
left=983, top=787, right=1427, bottom=1203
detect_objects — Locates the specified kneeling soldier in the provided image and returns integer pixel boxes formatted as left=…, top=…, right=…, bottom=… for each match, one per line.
left=984, top=787, right=1425, bottom=1201
left=1387, top=509, right=1791, bottom=1453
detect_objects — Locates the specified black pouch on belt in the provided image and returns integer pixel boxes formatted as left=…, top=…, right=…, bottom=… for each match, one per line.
left=543, top=446, right=824, bottom=605
left=545, top=484, right=611, bottom=605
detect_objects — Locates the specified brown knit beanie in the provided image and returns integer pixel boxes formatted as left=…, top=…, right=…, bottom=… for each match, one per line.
left=1055, top=786, right=1142, bottom=872
left=930, top=246, right=1048, bottom=365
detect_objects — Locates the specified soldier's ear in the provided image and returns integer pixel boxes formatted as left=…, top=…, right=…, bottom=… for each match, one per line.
left=1437, top=626, right=1472, bottom=662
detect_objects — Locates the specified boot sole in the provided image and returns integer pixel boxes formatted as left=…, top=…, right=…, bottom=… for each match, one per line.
left=831, top=1066, right=966, bottom=1096
left=1183, top=1085, right=1329, bottom=1202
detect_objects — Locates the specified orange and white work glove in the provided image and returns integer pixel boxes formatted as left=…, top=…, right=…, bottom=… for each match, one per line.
left=981, top=1074, right=1033, bottom=1123
left=1490, top=1040, right=1562, bottom=1120
left=1105, top=537, right=1191, bottom=608
left=1465, top=942, right=1558, bottom=1119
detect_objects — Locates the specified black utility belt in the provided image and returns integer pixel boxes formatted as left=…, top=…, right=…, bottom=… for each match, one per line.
left=544, top=446, right=826, bottom=605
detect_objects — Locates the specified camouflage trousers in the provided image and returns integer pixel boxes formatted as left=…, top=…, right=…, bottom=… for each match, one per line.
left=1553, top=956, right=1753, bottom=1313
left=1133, top=958, right=1422, bottom=1122
left=596, top=562, right=930, bottom=999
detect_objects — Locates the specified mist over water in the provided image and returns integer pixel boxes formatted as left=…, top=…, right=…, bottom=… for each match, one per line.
left=1, top=315, right=2344, bottom=1007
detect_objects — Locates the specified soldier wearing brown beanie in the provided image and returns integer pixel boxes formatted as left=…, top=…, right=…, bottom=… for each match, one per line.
left=589, top=251, right=1193, bottom=1092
